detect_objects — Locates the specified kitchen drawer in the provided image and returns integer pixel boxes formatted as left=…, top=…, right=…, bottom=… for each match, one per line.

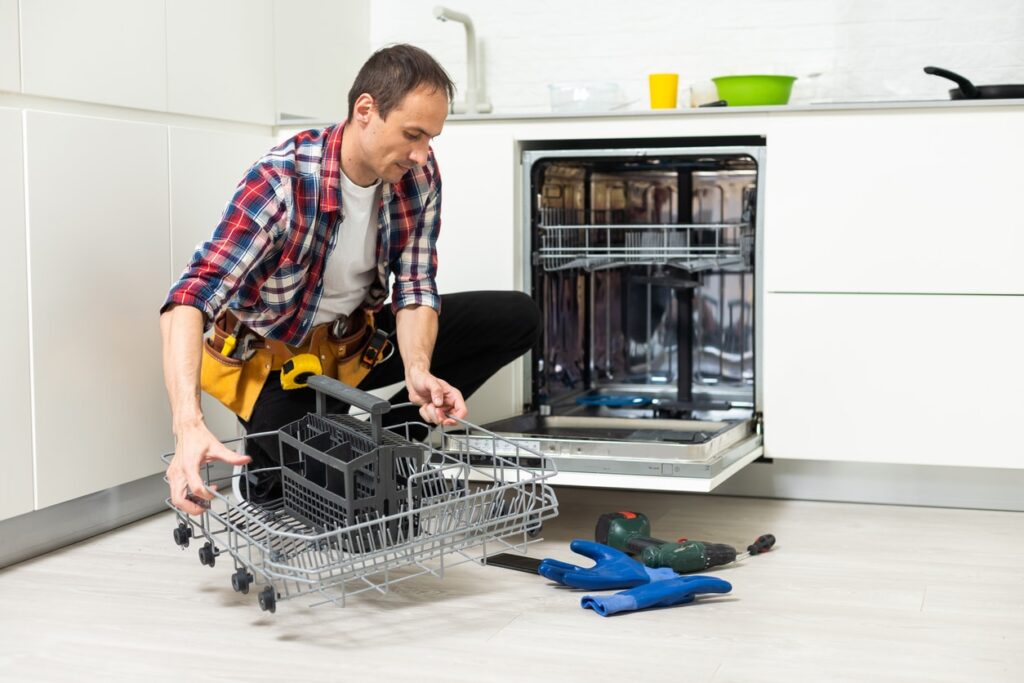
left=762, top=292, right=1024, bottom=468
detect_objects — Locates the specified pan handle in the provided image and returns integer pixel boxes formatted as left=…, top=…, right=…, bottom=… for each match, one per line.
left=924, top=66, right=979, bottom=98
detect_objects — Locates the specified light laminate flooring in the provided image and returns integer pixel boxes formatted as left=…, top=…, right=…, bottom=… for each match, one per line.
left=1, top=487, right=1022, bottom=683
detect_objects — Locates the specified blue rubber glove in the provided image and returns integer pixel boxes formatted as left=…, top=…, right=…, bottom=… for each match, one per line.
left=581, top=575, right=732, bottom=616
left=538, top=539, right=677, bottom=590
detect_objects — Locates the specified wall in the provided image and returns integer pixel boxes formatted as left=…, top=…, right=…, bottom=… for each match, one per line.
left=371, top=0, right=1024, bottom=112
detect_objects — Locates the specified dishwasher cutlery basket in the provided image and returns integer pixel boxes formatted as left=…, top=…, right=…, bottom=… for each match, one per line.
left=164, top=375, right=559, bottom=613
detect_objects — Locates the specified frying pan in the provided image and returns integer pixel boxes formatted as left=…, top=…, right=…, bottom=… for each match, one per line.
left=924, top=66, right=1024, bottom=100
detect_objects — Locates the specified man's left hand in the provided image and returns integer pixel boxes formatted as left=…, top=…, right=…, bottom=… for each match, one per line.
left=405, top=366, right=468, bottom=426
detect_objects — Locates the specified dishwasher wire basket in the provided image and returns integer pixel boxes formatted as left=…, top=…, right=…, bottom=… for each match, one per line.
left=164, top=375, right=559, bottom=613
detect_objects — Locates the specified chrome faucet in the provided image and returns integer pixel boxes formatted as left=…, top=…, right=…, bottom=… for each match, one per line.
left=433, top=6, right=492, bottom=114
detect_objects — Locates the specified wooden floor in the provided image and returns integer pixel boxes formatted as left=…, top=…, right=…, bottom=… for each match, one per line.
left=1, top=487, right=1022, bottom=682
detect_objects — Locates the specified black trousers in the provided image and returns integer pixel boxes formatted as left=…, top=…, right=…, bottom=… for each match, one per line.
left=238, top=290, right=540, bottom=500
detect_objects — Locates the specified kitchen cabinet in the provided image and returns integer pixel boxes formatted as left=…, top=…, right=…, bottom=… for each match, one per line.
left=168, top=125, right=275, bottom=440
left=432, top=125, right=520, bottom=294
left=0, top=0, right=19, bottom=93
left=0, top=109, right=34, bottom=522
left=763, top=108, right=1024, bottom=295
left=762, top=292, right=1023, bottom=468
left=166, top=0, right=275, bottom=124
left=430, top=123, right=523, bottom=422
left=273, top=0, right=370, bottom=123
left=436, top=104, right=1024, bottom=473
left=25, top=112, right=172, bottom=508
left=20, top=0, right=167, bottom=111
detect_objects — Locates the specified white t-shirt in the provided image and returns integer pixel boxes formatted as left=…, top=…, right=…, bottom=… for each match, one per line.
left=311, top=171, right=382, bottom=327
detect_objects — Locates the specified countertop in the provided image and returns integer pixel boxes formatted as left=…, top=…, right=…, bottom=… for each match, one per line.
left=446, top=97, right=1024, bottom=122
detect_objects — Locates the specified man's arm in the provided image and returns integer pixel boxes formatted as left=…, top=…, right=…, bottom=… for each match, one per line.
left=395, top=304, right=467, bottom=425
left=160, top=305, right=250, bottom=515
left=160, top=163, right=291, bottom=514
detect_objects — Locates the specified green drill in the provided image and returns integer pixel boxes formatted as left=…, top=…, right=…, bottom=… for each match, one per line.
left=595, top=511, right=775, bottom=573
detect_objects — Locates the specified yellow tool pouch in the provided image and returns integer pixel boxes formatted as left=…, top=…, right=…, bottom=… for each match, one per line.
left=200, top=309, right=392, bottom=420
left=200, top=313, right=273, bottom=422
left=303, top=309, right=392, bottom=389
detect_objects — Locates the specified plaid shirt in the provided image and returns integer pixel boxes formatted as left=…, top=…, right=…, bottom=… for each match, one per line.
left=162, top=123, right=441, bottom=345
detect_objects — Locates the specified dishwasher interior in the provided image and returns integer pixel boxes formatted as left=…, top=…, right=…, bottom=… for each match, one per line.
left=484, top=140, right=765, bottom=479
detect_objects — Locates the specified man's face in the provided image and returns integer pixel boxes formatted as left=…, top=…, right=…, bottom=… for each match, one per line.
left=357, top=85, right=449, bottom=184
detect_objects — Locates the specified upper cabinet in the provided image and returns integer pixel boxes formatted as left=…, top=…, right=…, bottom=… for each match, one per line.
left=11, top=0, right=371, bottom=124
left=273, top=0, right=371, bottom=123
left=166, top=0, right=275, bottom=124
left=0, top=0, right=20, bottom=92
left=20, top=0, right=167, bottom=111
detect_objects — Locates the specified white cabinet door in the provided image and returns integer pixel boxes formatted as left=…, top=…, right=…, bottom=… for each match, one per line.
left=430, top=123, right=520, bottom=294
left=0, top=0, right=19, bottom=92
left=168, top=126, right=274, bottom=440
left=762, top=292, right=1024, bottom=469
left=20, top=0, right=166, bottom=111
left=26, top=112, right=171, bottom=508
left=430, top=123, right=524, bottom=421
left=166, top=0, right=275, bottom=124
left=273, top=0, right=370, bottom=122
left=0, top=109, right=33, bottom=521
left=764, top=107, right=1024, bottom=295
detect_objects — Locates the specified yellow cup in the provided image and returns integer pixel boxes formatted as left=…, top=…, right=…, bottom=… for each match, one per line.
left=648, top=73, right=679, bottom=109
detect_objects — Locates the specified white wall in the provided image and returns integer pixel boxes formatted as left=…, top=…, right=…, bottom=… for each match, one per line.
left=371, top=0, right=1024, bottom=112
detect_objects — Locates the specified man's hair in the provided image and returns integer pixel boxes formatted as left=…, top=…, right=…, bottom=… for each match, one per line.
left=347, top=44, right=455, bottom=121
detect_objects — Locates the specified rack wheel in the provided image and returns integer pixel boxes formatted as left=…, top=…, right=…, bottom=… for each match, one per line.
left=231, top=568, right=253, bottom=594
left=527, top=515, right=543, bottom=538
left=258, top=586, right=276, bottom=614
left=198, top=542, right=216, bottom=568
left=172, top=523, right=193, bottom=548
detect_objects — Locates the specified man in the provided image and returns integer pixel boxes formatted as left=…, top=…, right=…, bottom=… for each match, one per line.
left=160, top=44, right=539, bottom=515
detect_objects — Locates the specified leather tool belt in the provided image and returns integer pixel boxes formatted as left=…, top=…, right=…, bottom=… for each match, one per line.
left=200, top=309, right=392, bottom=421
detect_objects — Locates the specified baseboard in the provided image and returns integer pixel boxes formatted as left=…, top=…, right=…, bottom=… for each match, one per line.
left=712, top=458, right=1024, bottom=511
left=0, top=463, right=228, bottom=570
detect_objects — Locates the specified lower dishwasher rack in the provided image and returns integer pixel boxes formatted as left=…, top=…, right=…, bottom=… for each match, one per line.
left=164, top=376, right=559, bottom=615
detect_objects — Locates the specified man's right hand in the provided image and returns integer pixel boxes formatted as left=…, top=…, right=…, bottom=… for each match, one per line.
left=167, top=421, right=251, bottom=516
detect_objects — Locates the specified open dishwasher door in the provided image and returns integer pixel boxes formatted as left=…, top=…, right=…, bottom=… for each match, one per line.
left=483, top=138, right=767, bottom=492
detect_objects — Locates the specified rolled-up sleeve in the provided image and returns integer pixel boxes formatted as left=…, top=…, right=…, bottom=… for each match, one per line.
left=162, top=164, right=289, bottom=323
left=391, top=163, right=441, bottom=314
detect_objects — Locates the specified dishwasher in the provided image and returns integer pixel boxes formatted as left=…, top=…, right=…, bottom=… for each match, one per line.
left=481, top=137, right=766, bottom=488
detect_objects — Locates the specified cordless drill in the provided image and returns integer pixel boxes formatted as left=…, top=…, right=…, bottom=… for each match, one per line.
left=595, top=511, right=775, bottom=573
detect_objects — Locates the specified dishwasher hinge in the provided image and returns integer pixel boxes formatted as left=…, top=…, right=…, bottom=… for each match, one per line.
left=753, top=412, right=772, bottom=463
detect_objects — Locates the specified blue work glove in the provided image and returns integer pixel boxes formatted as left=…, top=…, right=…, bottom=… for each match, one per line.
left=581, top=575, right=732, bottom=616
left=538, top=539, right=677, bottom=591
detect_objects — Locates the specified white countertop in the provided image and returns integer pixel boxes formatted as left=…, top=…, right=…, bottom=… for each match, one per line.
left=446, top=97, right=1024, bottom=122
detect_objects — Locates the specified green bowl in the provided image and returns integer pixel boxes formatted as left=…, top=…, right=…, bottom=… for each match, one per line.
left=711, top=75, right=797, bottom=106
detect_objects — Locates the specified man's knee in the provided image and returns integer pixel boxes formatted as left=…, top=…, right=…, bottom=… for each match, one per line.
left=503, top=291, right=541, bottom=349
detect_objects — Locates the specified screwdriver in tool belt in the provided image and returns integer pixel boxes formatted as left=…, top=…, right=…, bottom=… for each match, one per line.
left=220, top=320, right=244, bottom=358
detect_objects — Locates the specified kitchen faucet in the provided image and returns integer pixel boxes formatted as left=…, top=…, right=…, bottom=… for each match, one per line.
left=433, top=6, right=492, bottom=114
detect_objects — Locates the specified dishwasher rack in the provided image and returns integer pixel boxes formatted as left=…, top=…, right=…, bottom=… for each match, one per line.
left=536, top=217, right=753, bottom=273
left=165, top=375, right=558, bottom=614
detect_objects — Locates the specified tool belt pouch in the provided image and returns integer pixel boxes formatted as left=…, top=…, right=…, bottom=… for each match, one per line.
left=200, top=312, right=272, bottom=422
left=310, top=309, right=392, bottom=389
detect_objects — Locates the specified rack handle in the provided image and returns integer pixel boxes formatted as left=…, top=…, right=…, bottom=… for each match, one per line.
left=307, top=375, right=391, bottom=416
